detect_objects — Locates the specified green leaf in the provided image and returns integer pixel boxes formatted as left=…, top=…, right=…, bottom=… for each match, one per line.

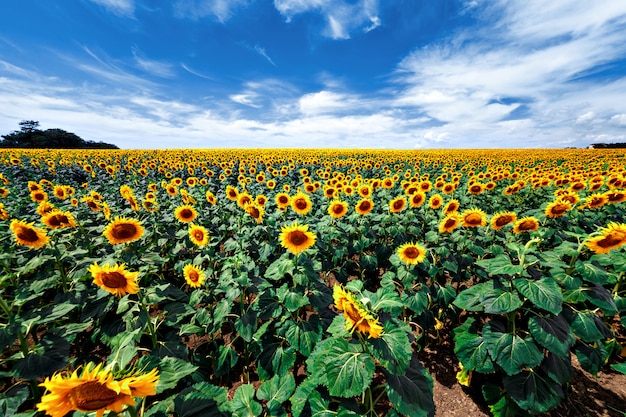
left=513, top=277, right=563, bottom=315
left=265, top=256, right=296, bottom=281
left=318, top=338, right=375, bottom=398
left=289, top=377, right=318, bottom=417
left=483, top=288, right=524, bottom=315
left=13, top=333, right=69, bottom=379
left=174, top=383, right=226, bottom=417
left=258, top=342, right=296, bottom=381
left=384, top=356, right=435, bottom=417
left=37, top=302, right=78, bottom=324
left=157, top=356, right=198, bottom=393
left=281, top=316, right=322, bottom=357
left=235, top=310, right=257, bottom=343
left=453, top=317, right=495, bottom=373
left=277, top=285, right=309, bottom=312
left=540, top=352, right=573, bottom=385
left=475, top=254, right=523, bottom=276
left=575, top=343, right=608, bottom=376
left=583, top=283, right=618, bottom=315
left=369, top=287, right=404, bottom=314
left=483, top=322, right=544, bottom=376
left=215, top=344, right=239, bottom=377
left=611, top=363, right=626, bottom=375
left=257, top=373, right=296, bottom=409
left=400, top=287, right=429, bottom=315
left=228, top=384, right=262, bottom=417
left=569, top=311, right=604, bottom=343
left=0, top=385, right=29, bottom=417
left=575, top=260, right=609, bottom=285
left=453, top=282, right=491, bottom=312
left=503, top=370, right=564, bottom=414
left=528, top=315, right=574, bottom=358
left=369, top=321, right=412, bottom=375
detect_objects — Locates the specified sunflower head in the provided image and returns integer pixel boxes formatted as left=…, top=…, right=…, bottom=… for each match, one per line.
left=544, top=200, right=571, bottom=218
left=188, top=223, right=209, bottom=247
left=279, top=222, right=316, bottom=255
left=429, top=194, right=443, bottom=209
left=585, top=222, right=626, bottom=254
left=513, top=216, right=540, bottom=234
left=439, top=213, right=460, bottom=233
left=355, top=198, right=374, bottom=215
left=89, top=262, right=140, bottom=297
left=397, top=242, right=427, bottom=265
left=332, top=285, right=383, bottom=339
left=490, top=211, right=517, bottom=231
left=291, top=192, right=313, bottom=215
left=183, top=264, right=206, bottom=288
left=461, top=208, right=488, bottom=227
left=245, top=202, right=264, bottom=224
left=389, top=196, right=407, bottom=213
left=174, top=204, right=198, bottom=223
left=409, top=192, right=426, bottom=208
left=42, top=210, right=77, bottom=229
left=10, top=219, right=50, bottom=249
left=103, top=216, right=144, bottom=245
left=328, top=200, right=348, bottom=219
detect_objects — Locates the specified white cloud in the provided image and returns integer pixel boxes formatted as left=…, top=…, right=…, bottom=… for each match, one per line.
left=88, top=0, right=134, bottom=17
left=173, top=0, right=251, bottom=21
left=274, top=0, right=380, bottom=39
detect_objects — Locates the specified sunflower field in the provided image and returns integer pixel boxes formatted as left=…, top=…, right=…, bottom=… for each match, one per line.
left=0, top=148, right=625, bottom=417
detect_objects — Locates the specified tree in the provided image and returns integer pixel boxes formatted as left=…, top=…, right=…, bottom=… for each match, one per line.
left=0, top=121, right=118, bottom=149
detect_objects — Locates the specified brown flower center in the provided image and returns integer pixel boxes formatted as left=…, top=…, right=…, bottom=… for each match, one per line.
left=597, top=232, right=626, bottom=248
left=518, top=220, right=537, bottom=230
left=187, top=270, right=199, bottom=282
left=412, top=195, right=424, bottom=205
left=392, top=200, right=404, bottom=210
left=278, top=196, right=289, bottom=204
left=403, top=247, right=420, bottom=259
left=112, top=223, right=138, bottom=239
left=17, top=227, right=40, bottom=242
left=67, top=381, right=121, bottom=411
left=288, top=231, right=308, bottom=246
left=332, top=205, right=345, bottom=214
left=465, top=213, right=483, bottom=225
left=192, top=230, right=205, bottom=241
left=294, top=199, right=308, bottom=210
left=359, top=201, right=371, bottom=211
left=101, top=272, right=127, bottom=288
left=550, top=205, right=568, bottom=215
left=444, top=218, right=457, bottom=229
left=495, top=215, right=513, bottom=227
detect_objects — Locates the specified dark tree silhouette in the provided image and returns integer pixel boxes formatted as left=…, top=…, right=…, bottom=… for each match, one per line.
left=0, top=121, right=118, bottom=149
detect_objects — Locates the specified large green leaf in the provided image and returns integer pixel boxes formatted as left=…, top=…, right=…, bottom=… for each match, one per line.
left=528, top=315, right=574, bottom=358
left=289, top=377, right=318, bottom=417
left=13, top=333, right=70, bottom=379
left=265, top=256, right=296, bottom=281
left=483, top=322, right=543, bottom=376
left=235, top=310, right=258, bottom=343
left=215, top=344, right=239, bottom=377
left=453, top=282, right=492, bottom=312
left=453, top=317, right=495, bottom=373
left=540, top=353, right=573, bottom=385
left=401, top=287, right=429, bottom=315
left=257, top=373, right=296, bottom=410
left=503, top=370, right=564, bottom=414
left=568, top=311, right=605, bottom=343
left=475, top=254, right=524, bottom=276
left=228, top=384, right=262, bottom=417
left=575, top=260, right=610, bottom=285
left=512, top=277, right=562, bottom=315
left=277, top=284, right=310, bottom=312
left=157, top=356, right=198, bottom=393
left=583, top=283, right=618, bottom=315
left=369, top=321, right=412, bottom=375
left=281, top=316, right=322, bottom=357
left=384, top=356, right=435, bottom=417
left=0, top=385, right=29, bottom=417
left=574, top=343, right=608, bottom=376
left=483, top=288, right=524, bottom=315
left=173, top=382, right=227, bottom=417
left=258, top=342, right=296, bottom=381
left=315, top=338, right=375, bottom=398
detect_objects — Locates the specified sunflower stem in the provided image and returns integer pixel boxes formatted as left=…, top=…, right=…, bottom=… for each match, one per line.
left=138, top=291, right=158, bottom=350
left=52, top=243, right=70, bottom=292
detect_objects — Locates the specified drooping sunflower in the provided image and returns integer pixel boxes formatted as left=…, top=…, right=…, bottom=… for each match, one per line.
left=183, top=264, right=206, bottom=288
left=396, top=242, right=427, bottom=265
left=544, top=200, right=572, bottom=218
left=439, top=213, right=461, bottom=233
left=37, top=201, right=57, bottom=216
left=0, top=203, right=9, bottom=220
left=585, top=222, right=626, bottom=254
left=174, top=204, right=198, bottom=223
left=389, top=196, right=407, bottom=213
left=102, top=216, right=144, bottom=245
left=355, top=198, right=374, bottom=215
left=41, top=210, right=77, bottom=229
left=188, top=223, right=209, bottom=247
left=206, top=190, right=217, bottom=205
left=490, top=211, right=517, bottom=231
left=245, top=202, right=264, bottom=224
left=10, top=219, right=50, bottom=249
left=37, top=362, right=159, bottom=417
left=88, top=262, right=140, bottom=297
left=332, top=285, right=383, bottom=339
left=328, top=200, right=349, bottom=219
left=583, top=193, right=608, bottom=210
left=460, top=208, right=488, bottom=227
left=279, top=222, right=316, bottom=255
left=512, top=216, right=540, bottom=234
left=291, top=191, right=313, bottom=215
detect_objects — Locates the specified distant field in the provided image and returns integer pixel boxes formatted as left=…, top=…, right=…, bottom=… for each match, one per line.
left=1, top=148, right=625, bottom=417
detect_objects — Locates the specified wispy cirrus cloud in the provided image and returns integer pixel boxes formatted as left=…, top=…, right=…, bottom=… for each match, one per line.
left=173, top=0, right=251, bottom=22
left=274, top=0, right=380, bottom=39
left=131, top=46, right=175, bottom=78
left=88, top=0, right=135, bottom=17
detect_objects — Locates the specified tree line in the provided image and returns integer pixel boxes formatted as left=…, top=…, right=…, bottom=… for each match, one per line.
left=0, top=120, right=118, bottom=149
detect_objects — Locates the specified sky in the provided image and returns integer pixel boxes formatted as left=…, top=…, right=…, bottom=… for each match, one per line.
left=1, top=0, right=626, bottom=149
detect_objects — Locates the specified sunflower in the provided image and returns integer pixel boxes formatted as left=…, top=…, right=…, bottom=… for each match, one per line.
left=53, top=185, right=69, bottom=200
left=443, top=199, right=460, bottom=215
left=604, top=189, right=626, bottom=204
left=355, top=198, right=374, bottom=215
left=174, top=204, right=198, bottom=223
left=490, top=211, right=517, bottom=231
left=583, top=193, right=608, bottom=209
left=205, top=190, right=217, bottom=205
left=188, top=223, right=209, bottom=247
left=275, top=192, right=290, bottom=210
left=183, top=264, right=206, bottom=288
left=513, top=216, right=540, bottom=234
left=544, top=200, right=572, bottom=218
left=396, top=242, right=427, bottom=265
left=442, top=183, right=456, bottom=195
left=409, top=192, right=426, bottom=208
left=332, top=285, right=383, bottom=339
left=460, top=208, right=488, bottom=227
left=467, top=183, right=485, bottom=195
left=328, top=200, right=349, bottom=219
left=10, top=219, right=50, bottom=249
left=225, top=185, right=239, bottom=201
left=0, top=203, right=9, bottom=220
left=245, top=202, right=264, bottom=224
left=585, top=223, right=626, bottom=254
left=142, top=199, right=159, bottom=212
left=279, top=222, right=316, bottom=255
left=37, top=362, right=158, bottom=417
left=389, top=196, right=407, bottom=213
left=30, top=190, right=48, bottom=203
left=358, top=184, right=373, bottom=198
left=439, top=213, right=461, bottom=233
left=103, top=216, right=144, bottom=245
left=291, top=191, right=313, bottom=215
left=236, top=192, right=253, bottom=209
left=42, top=210, right=77, bottom=229
left=88, top=262, right=140, bottom=297
left=429, top=194, right=443, bottom=209
left=165, top=184, right=178, bottom=197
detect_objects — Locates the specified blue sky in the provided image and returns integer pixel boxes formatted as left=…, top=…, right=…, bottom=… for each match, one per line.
left=1, top=0, right=626, bottom=149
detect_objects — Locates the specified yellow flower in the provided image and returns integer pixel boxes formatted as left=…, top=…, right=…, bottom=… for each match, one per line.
left=291, top=191, right=313, bottom=215
left=397, top=242, right=427, bottom=265
left=183, top=264, right=206, bottom=288
left=103, top=216, right=144, bottom=245
left=332, top=285, right=383, bottom=339
left=279, top=222, right=316, bottom=255
left=355, top=198, right=374, bottom=215
left=328, top=200, right=349, bottom=219
left=513, top=216, right=540, bottom=234
left=88, top=262, right=139, bottom=297
left=10, top=219, right=50, bottom=249
left=174, top=204, right=198, bottom=223
left=37, top=362, right=158, bottom=417
left=443, top=199, right=460, bottom=215
left=585, top=223, right=626, bottom=254
left=275, top=192, right=291, bottom=210
left=460, top=208, right=488, bottom=227
left=41, top=210, right=77, bottom=229
left=439, top=213, right=460, bottom=233
left=429, top=194, right=443, bottom=209
left=490, top=211, right=517, bottom=231
left=544, top=200, right=571, bottom=218
left=409, top=191, right=426, bottom=208
left=245, top=202, right=264, bottom=224
left=456, top=362, right=472, bottom=387
left=188, top=223, right=209, bottom=247
left=389, top=196, right=407, bottom=213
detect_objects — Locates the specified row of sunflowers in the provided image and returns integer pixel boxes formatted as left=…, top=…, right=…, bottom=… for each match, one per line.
left=1, top=148, right=625, bottom=417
